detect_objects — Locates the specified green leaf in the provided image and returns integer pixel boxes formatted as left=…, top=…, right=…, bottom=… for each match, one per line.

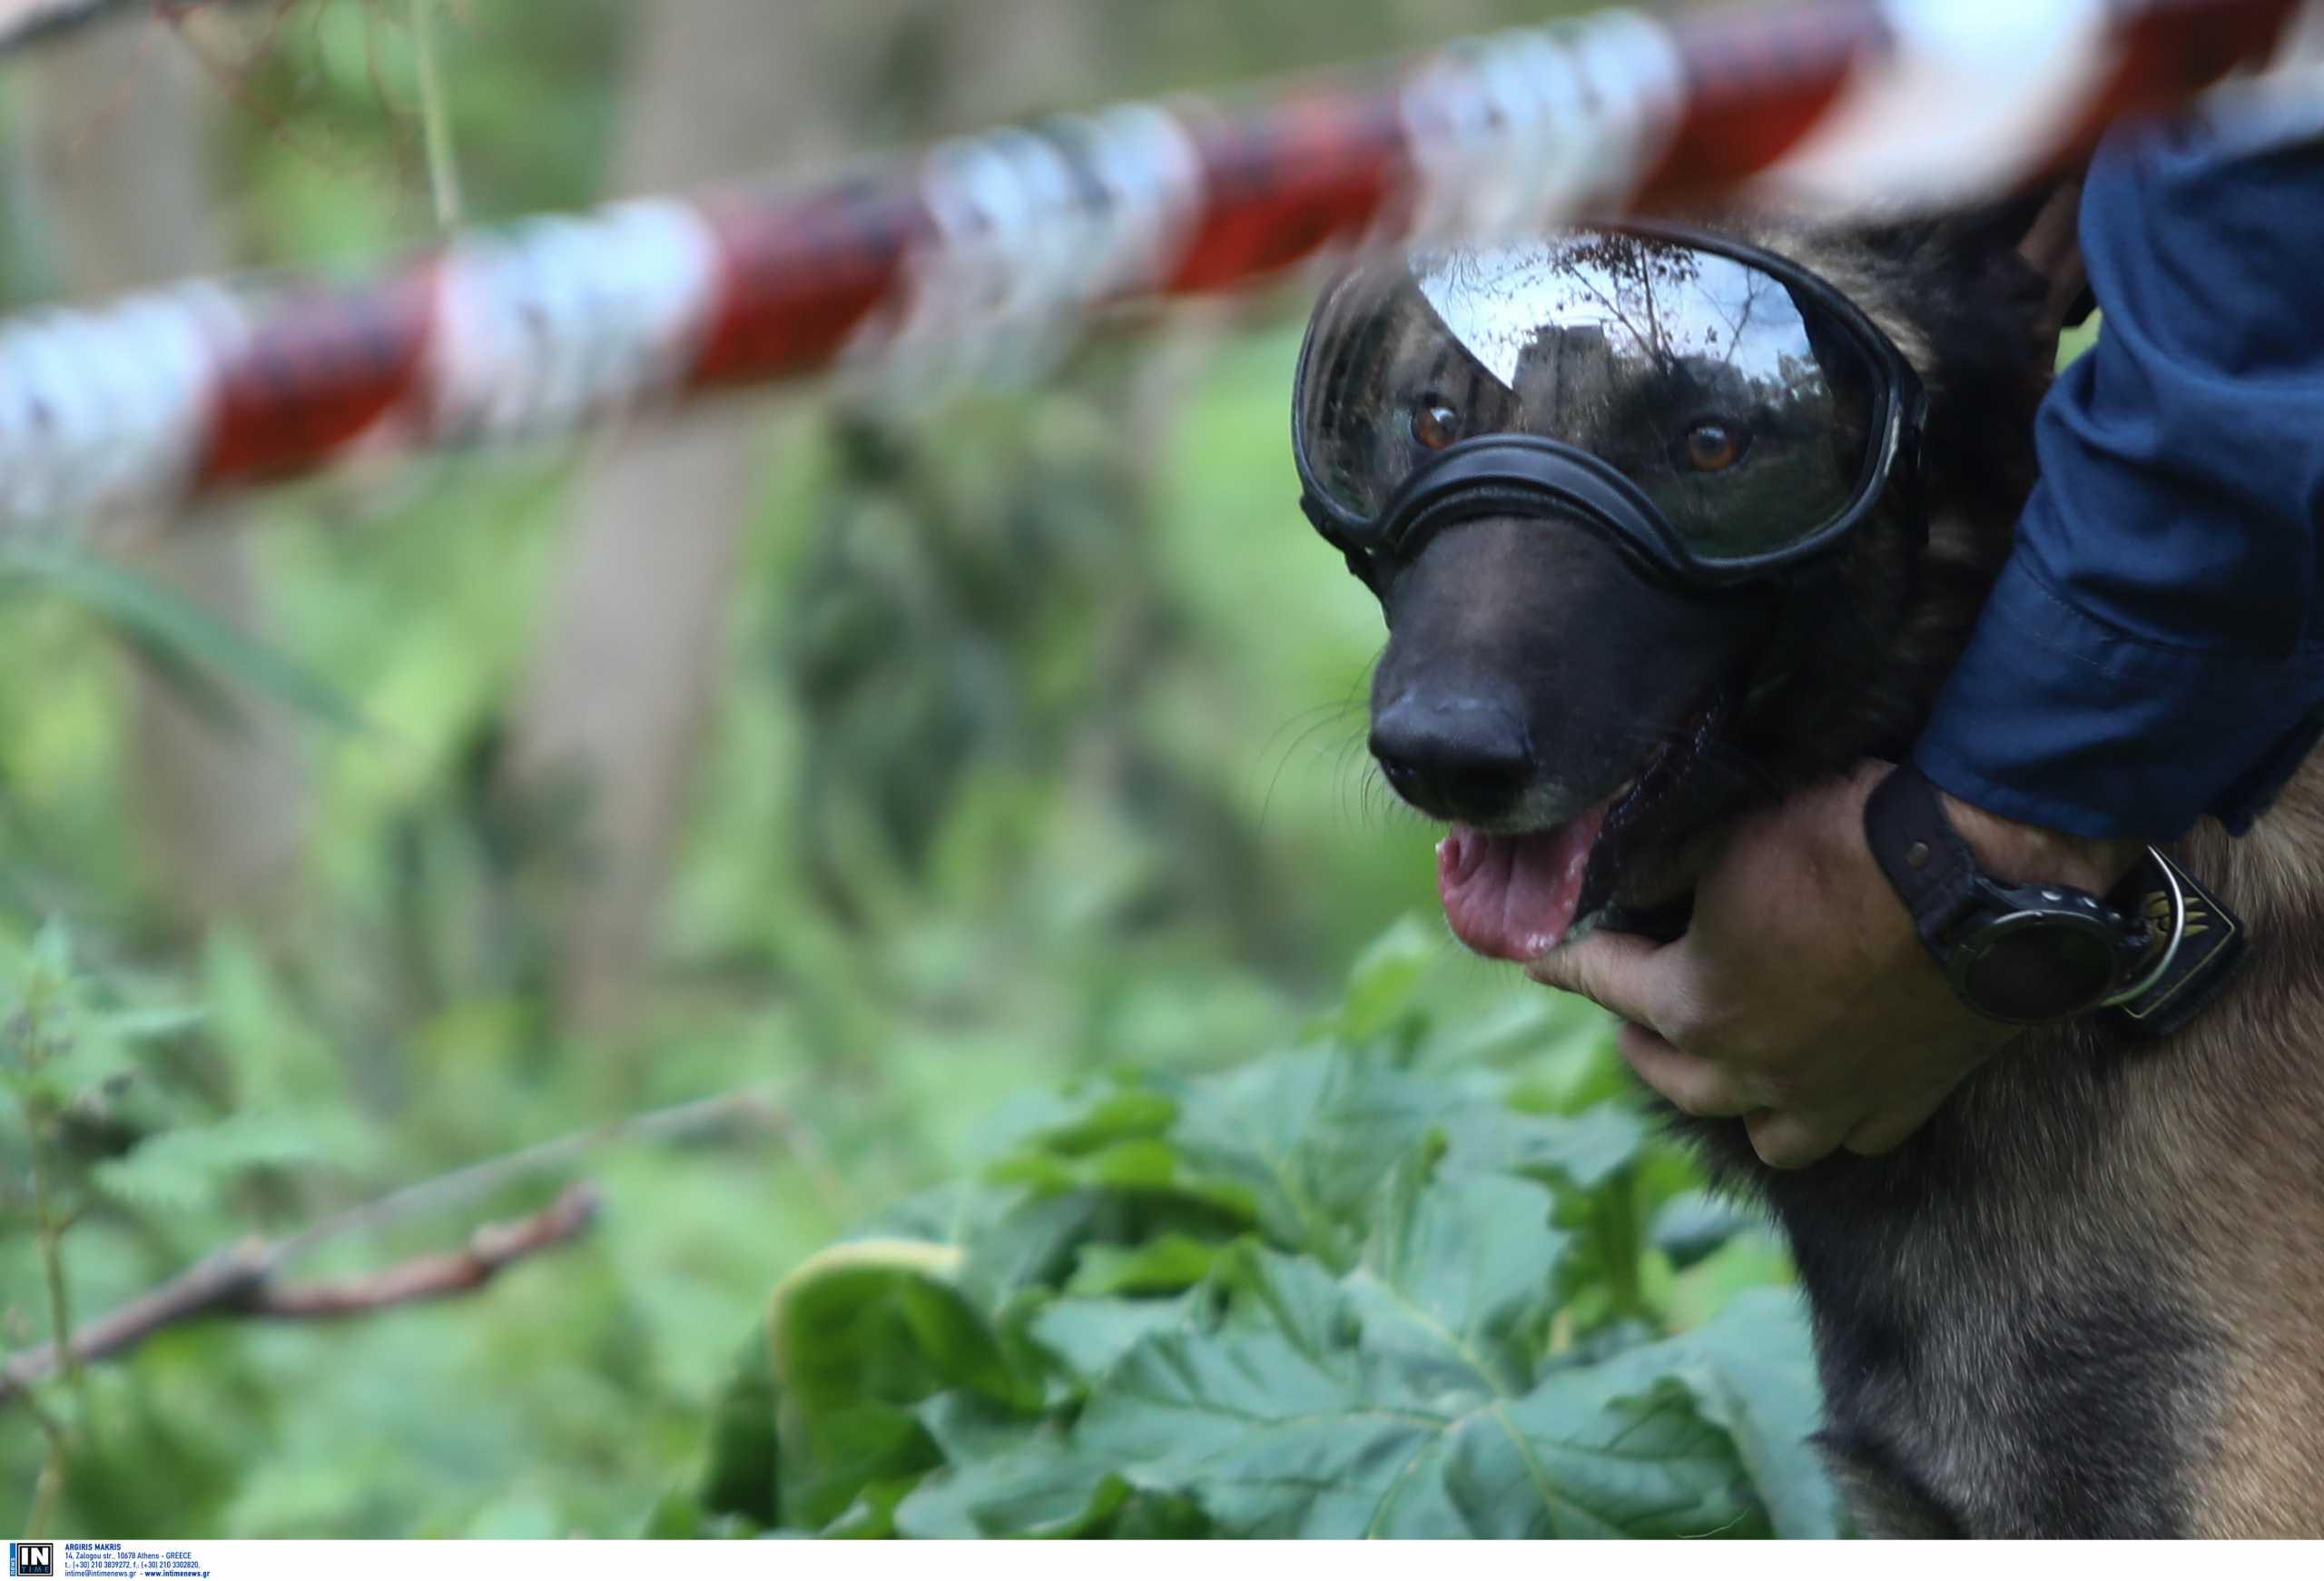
left=4, top=545, right=363, bottom=733
left=643, top=1489, right=706, bottom=1538
left=1058, top=1170, right=1581, bottom=1537
left=766, top=1239, right=1042, bottom=1528
left=698, top=1326, right=782, bottom=1527
left=969, top=1084, right=1179, bottom=1163
left=29, top=914, right=75, bottom=983
left=915, top=1391, right=1048, bottom=1466
left=642, top=1490, right=760, bottom=1539
left=1439, top=1101, right=1649, bottom=1195
left=1168, top=1048, right=1466, bottom=1263
left=1417, top=1368, right=1764, bottom=1537
left=1075, top=1278, right=1764, bottom=1537
left=1106, top=1491, right=1213, bottom=1538
left=1334, top=915, right=1441, bottom=1042
left=956, top=1191, right=1111, bottom=1306
left=1031, top=1091, right=1181, bottom=1158
left=1025, top=1291, right=1203, bottom=1386
left=1052, top=1170, right=1786, bottom=1539
left=1344, top=1161, right=1569, bottom=1396
left=1413, top=992, right=1567, bottom=1070
left=783, top=1404, right=940, bottom=1533
left=894, top=1437, right=1130, bottom=1538
left=986, top=1146, right=1258, bottom=1228
left=90, top=1112, right=332, bottom=1210
left=89, top=1005, right=207, bottom=1042
left=1073, top=1260, right=1433, bottom=1537
left=770, top=1240, right=1032, bottom=1418
left=1614, top=1289, right=1844, bottom=1540
left=1068, top=1234, right=1226, bottom=1297
left=1650, top=1190, right=1764, bottom=1273
left=817, top=1474, right=924, bottom=1538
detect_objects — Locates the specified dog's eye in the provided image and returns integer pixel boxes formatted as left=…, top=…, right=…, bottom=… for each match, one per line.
left=1679, top=420, right=1751, bottom=474
left=1411, top=400, right=1463, bottom=451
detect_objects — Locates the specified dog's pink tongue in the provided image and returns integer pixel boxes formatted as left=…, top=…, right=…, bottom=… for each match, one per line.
left=1438, top=810, right=1607, bottom=963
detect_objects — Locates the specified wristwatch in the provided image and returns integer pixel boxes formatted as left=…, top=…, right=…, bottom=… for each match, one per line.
left=1865, top=765, right=2245, bottom=1032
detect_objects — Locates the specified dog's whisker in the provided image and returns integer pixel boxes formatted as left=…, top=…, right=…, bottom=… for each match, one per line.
left=1254, top=700, right=1368, bottom=835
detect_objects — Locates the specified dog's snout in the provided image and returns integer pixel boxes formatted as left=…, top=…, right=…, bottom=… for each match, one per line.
left=1370, top=694, right=1531, bottom=825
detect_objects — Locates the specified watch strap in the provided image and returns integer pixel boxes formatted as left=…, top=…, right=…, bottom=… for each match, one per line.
left=1866, top=763, right=2148, bottom=1021
left=1864, top=762, right=1993, bottom=956
left=1868, top=764, right=2248, bottom=1034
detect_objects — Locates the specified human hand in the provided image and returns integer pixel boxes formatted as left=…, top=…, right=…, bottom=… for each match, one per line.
left=1524, top=759, right=2140, bottom=1170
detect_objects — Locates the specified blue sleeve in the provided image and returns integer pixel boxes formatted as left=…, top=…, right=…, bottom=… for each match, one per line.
left=1912, top=102, right=2324, bottom=841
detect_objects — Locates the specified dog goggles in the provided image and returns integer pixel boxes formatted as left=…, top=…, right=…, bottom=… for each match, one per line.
left=1292, top=223, right=1926, bottom=589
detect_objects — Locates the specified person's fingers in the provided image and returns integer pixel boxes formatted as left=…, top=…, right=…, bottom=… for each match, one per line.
left=1745, top=1107, right=1852, bottom=1171
left=1615, top=1023, right=1756, bottom=1119
left=1524, top=930, right=1681, bottom=1031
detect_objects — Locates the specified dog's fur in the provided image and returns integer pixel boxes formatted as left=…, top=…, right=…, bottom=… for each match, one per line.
left=1355, top=209, right=2324, bottom=1537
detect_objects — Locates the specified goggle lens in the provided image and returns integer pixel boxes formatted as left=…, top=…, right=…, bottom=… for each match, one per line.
left=1294, top=231, right=1894, bottom=572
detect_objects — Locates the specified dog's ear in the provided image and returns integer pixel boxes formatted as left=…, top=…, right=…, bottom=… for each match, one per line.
left=1899, top=181, right=2091, bottom=328
left=1838, top=180, right=2091, bottom=513
left=2008, top=180, right=2093, bottom=330
left=1848, top=175, right=2091, bottom=337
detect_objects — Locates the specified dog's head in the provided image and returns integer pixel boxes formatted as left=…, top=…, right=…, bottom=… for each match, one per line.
left=1303, top=203, right=2068, bottom=959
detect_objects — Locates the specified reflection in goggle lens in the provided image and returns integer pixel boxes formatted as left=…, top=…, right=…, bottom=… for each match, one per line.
left=1295, top=233, right=1884, bottom=566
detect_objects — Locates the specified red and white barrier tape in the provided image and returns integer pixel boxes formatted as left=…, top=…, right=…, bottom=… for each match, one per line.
left=1, top=0, right=2318, bottom=539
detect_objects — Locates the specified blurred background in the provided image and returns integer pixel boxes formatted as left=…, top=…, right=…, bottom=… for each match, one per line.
left=0, top=0, right=1716, bottom=1537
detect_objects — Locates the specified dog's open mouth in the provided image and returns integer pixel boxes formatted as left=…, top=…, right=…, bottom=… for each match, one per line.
left=1438, top=809, right=1609, bottom=963
left=1436, top=693, right=1729, bottom=963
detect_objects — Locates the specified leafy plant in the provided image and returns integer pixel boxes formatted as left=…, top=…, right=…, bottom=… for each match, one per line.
left=658, top=926, right=1841, bottom=1540
left=1, top=920, right=247, bottom=1536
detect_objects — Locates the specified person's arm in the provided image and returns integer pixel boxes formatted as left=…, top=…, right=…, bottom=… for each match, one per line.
left=1915, top=103, right=2324, bottom=840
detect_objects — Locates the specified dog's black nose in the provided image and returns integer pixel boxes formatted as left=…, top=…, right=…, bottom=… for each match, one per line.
left=1370, top=694, right=1532, bottom=825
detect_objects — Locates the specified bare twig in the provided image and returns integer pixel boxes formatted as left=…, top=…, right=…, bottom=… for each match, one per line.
left=253, top=1182, right=598, bottom=1319
left=279, top=1086, right=784, bottom=1257
left=15, top=1366, right=70, bottom=1540
left=0, top=1186, right=597, bottom=1403
left=0, top=1084, right=803, bottom=1408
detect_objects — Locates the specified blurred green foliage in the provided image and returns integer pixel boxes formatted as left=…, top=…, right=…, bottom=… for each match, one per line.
left=658, top=928, right=1826, bottom=1539
left=0, top=0, right=1792, bottom=1539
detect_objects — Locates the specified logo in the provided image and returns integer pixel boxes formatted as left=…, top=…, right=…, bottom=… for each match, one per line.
left=9, top=1544, right=53, bottom=1577
left=2144, top=889, right=2212, bottom=937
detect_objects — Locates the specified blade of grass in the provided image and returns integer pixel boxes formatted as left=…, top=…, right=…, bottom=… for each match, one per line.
left=0, top=545, right=364, bottom=734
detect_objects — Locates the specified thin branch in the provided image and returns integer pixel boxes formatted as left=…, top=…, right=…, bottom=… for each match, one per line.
left=13, top=1357, right=72, bottom=1540
left=11, top=1240, right=272, bottom=1382
left=0, top=1186, right=597, bottom=1403
left=253, top=1182, right=597, bottom=1319
left=27, top=1120, right=83, bottom=1401
left=0, top=1084, right=802, bottom=1408
left=25, top=1454, right=64, bottom=1542
left=279, top=1085, right=786, bottom=1257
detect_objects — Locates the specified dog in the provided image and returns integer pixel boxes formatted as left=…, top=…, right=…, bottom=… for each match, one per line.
left=1315, top=203, right=2324, bottom=1537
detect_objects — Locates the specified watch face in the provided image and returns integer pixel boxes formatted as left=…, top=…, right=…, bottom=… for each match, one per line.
left=1955, top=913, right=2121, bottom=1023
